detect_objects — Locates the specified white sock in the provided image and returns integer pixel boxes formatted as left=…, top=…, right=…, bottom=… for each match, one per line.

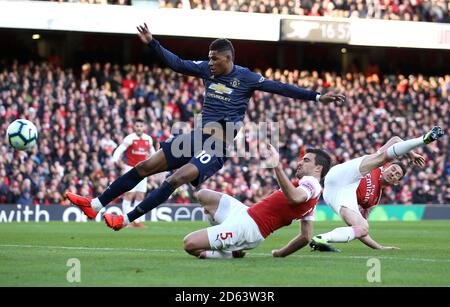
left=386, top=137, right=424, bottom=159
left=133, top=200, right=145, bottom=223
left=123, top=214, right=130, bottom=226
left=122, top=199, right=132, bottom=215
left=204, top=250, right=233, bottom=259
left=320, top=227, right=356, bottom=243
left=91, top=198, right=103, bottom=212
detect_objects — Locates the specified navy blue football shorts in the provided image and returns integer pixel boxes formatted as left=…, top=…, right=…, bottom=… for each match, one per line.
left=160, top=130, right=228, bottom=187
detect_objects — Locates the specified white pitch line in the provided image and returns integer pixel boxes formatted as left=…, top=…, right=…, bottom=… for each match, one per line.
left=250, top=252, right=450, bottom=263
left=0, top=244, right=177, bottom=253
left=1, top=244, right=449, bottom=263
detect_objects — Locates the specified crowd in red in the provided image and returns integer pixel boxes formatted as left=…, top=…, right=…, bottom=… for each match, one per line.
left=0, top=60, right=448, bottom=206
left=162, top=0, right=449, bottom=23
left=42, top=0, right=450, bottom=23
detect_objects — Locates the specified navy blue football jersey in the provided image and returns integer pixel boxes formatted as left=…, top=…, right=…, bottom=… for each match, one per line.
left=149, top=39, right=319, bottom=126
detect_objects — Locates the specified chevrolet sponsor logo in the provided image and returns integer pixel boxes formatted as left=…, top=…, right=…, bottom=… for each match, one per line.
left=208, top=83, right=234, bottom=94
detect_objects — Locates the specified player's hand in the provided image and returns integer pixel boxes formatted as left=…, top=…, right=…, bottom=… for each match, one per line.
left=266, top=144, right=280, bottom=168
left=272, top=249, right=283, bottom=257
left=319, top=92, right=346, bottom=104
left=408, top=152, right=425, bottom=168
left=380, top=246, right=400, bottom=250
left=137, top=23, right=153, bottom=44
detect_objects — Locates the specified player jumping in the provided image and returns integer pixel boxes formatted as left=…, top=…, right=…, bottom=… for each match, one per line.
left=310, top=126, right=445, bottom=251
left=66, top=23, right=344, bottom=231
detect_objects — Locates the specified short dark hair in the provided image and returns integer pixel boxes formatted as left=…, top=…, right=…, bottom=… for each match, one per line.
left=209, top=38, right=235, bottom=60
left=134, top=118, right=145, bottom=124
left=306, top=148, right=332, bottom=179
left=391, top=161, right=407, bottom=178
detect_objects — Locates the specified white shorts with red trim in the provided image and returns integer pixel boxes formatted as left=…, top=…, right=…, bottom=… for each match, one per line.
left=206, top=194, right=264, bottom=252
left=323, top=156, right=366, bottom=216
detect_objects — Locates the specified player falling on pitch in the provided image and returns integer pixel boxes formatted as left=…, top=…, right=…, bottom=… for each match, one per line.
left=310, top=126, right=445, bottom=251
left=183, top=145, right=332, bottom=259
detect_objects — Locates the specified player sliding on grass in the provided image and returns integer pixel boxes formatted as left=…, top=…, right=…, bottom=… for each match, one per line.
left=183, top=145, right=332, bottom=259
left=66, top=23, right=345, bottom=230
left=310, top=126, right=445, bottom=252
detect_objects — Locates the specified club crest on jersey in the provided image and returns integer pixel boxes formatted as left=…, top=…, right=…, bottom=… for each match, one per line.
left=230, top=78, right=240, bottom=88
left=209, top=83, right=234, bottom=94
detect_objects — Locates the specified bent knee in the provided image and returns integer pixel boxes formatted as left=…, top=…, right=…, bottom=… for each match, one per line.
left=197, top=189, right=212, bottom=204
left=360, top=227, right=369, bottom=237
left=362, top=223, right=369, bottom=235
left=135, top=160, right=152, bottom=176
left=183, top=235, right=196, bottom=253
left=353, top=223, right=369, bottom=238
left=167, top=172, right=197, bottom=187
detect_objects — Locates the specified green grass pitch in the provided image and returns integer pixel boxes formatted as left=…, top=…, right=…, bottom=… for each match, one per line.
left=0, top=221, right=449, bottom=286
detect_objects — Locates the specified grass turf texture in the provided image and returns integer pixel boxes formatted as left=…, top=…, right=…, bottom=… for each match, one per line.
left=0, top=221, right=449, bottom=286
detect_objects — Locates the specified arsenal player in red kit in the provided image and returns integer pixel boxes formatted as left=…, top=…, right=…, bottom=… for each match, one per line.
left=183, top=145, right=332, bottom=259
left=111, top=118, right=155, bottom=228
left=311, top=126, right=445, bottom=251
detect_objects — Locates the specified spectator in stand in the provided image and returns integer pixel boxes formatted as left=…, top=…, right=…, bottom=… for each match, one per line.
left=0, top=60, right=448, bottom=206
left=44, top=0, right=131, bottom=5
left=159, top=0, right=450, bottom=23
left=17, top=178, right=34, bottom=206
left=34, top=190, right=51, bottom=206
left=0, top=170, right=10, bottom=203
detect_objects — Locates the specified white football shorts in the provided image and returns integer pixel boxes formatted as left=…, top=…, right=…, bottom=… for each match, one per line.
left=207, top=194, right=264, bottom=252
left=323, top=156, right=366, bottom=216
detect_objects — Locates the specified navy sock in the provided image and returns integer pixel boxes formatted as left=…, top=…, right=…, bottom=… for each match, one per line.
left=127, top=181, right=176, bottom=222
left=98, top=168, right=144, bottom=206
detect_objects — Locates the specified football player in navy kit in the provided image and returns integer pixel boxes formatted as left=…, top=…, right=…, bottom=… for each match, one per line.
left=66, top=23, right=345, bottom=231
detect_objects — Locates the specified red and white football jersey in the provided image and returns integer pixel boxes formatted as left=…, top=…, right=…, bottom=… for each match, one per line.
left=356, top=167, right=383, bottom=210
left=113, top=133, right=154, bottom=167
left=247, top=176, right=322, bottom=238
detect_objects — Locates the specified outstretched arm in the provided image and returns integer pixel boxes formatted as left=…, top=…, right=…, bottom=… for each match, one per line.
left=272, top=220, right=313, bottom=257
left=359, top=205, right=399, bottom=251
left=359, top=234, right=400, bottom=250
left=267, top=145, right=308, bottom=204
left=253, top=76, right=345, bottom=103
left=137, top=23, right=208, bottom=77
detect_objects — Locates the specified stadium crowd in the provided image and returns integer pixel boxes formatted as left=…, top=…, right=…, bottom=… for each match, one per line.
left=163, top=0, right=450, bottom=23
left=44, top=0, right=131, bottom=5
left=0, top=60, right=449, bottom=207
left=39, top=0, right=450, bottom=23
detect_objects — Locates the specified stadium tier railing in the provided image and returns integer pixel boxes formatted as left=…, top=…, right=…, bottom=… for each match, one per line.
left=0, top=1, right=449, bottom=49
